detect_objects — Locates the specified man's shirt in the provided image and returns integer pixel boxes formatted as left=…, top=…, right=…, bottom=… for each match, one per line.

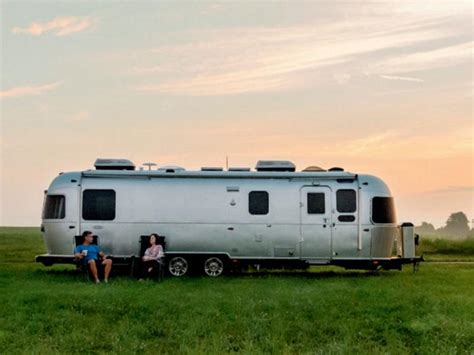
left=75, top=244, right=101, bottom=263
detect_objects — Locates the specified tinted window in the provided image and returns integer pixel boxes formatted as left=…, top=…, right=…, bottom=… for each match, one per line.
left=249, top=191, right=269, bottom=215
left=372, top=197, right=396, bottom=223
left=83, top=190, right=116, bottom=220
left=338, top=215, right=355, bottom=222
left=337, top=190, right=356, bottom=213
left=42, top=195, right=65, bottom=219
left=307, top=193, right=325, bottom=214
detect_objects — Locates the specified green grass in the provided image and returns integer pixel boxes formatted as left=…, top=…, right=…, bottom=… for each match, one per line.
left=418, top=237, right=474, bottom=255
left=418, top=237, right=474, bottom=262
left=0, top=227, right=473, bottom=354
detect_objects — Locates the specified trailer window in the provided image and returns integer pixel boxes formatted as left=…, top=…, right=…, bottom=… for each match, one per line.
left=372, top=197, right=396, bottom=223
left=338, top=215, right=355, bottom=222
left=42, top=195, right=65, bottom=219
left=83, top=190, right=116, bottom=220
left=336, top=189, right=356, bottom=213
left=307, top=193, right=325, bottom=214
left=249, top=191, right=269, bottom=215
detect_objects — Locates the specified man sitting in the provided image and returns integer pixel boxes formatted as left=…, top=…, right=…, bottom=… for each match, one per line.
left=74, top=231, right=113, bottom=283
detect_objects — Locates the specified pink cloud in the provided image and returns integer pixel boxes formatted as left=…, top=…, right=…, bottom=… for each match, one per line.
left=12, top=16, right=93, bottom=37
left=0, top=82, right=62, bottom=98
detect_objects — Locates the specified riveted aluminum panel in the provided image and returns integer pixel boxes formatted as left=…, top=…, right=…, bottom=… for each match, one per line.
left=371, top=226, right=397, bottom=258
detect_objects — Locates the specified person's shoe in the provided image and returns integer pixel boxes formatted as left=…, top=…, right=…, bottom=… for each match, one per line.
left=95, top=279, right=100, bottom=284
left=104, top=279, right=108, bottom=283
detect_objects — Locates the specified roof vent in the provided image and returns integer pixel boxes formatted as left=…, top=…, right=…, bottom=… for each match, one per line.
left=94, top=158, right=135, bottom=170
left=201, top=167, right=223, bottom=171
left=328, top=167, right=344, bottom=172
left=302, top=166, right=326, bottom=172
left=229, top=167, right=251, bottom=172
left=256, top=160, right=295, bottom=172
left=158, top=165, right=185, bottom=173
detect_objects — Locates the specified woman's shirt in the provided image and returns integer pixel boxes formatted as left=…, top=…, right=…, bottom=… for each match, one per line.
left=144, top=244, right=164, bottom=261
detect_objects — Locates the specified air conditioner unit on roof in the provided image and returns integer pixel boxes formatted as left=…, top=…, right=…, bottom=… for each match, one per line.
left=255, top=160, right=296, bottom=172
left=94, top=159, right=135, bottom=170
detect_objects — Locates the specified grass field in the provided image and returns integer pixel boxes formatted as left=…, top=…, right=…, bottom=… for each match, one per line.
left=0, top=227, right=473, bottom=354
left=418, top=237, right=474, bottom=261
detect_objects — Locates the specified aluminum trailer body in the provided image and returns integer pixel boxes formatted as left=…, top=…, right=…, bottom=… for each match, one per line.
left=37, top=160, right=422, bottom=276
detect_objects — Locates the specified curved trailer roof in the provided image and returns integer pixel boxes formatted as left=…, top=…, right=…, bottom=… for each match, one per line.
left=81, top=170, right=358, bottom=180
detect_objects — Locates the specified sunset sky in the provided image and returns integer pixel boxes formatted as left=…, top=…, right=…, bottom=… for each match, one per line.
left=1, top=1, right=472, bottom=227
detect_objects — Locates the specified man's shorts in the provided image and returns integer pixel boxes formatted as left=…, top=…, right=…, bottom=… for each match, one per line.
left=86, top=259, right=104, bottom=268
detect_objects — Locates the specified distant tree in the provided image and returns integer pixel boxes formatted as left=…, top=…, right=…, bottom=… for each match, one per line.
left=415, top=222, right=436, bottom=235
left=437, top=212, right=470, bottom=237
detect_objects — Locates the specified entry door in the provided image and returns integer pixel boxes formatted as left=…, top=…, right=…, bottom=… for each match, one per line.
left=300, top=187, right=332, bottom=259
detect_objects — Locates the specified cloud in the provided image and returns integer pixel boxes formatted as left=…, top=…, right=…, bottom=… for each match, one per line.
left=426, top=186, right=474, bottom=194
left=129, top=11, right=468, bottom=96
left=12, top=16, right=93, bottom=36
left=338, top=123, right=473, bottom=160
left=379, top=75, right=424, bottom=83
left=373, top=41, right=473, bottom=75
left=344, top=131, right=403, bottom=155
left=0, top=82, right=62, bottom=98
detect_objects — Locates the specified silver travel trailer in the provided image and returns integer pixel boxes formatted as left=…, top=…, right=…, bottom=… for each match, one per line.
left=37, top=159, right=422, bottom=276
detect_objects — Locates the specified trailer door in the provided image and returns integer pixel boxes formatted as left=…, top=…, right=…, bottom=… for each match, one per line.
left=331, top=189, right=359, bottom=258
left=300, top=186, right=332, bottom=259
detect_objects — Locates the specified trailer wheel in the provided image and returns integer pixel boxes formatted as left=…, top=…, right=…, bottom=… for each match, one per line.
left=203, top=257, right=225, bottom=277
left=168, top=256, right=189, bottom=277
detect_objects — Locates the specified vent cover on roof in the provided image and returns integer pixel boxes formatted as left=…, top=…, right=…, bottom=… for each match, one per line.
left=302, top=166, right=326, bottom=172
left=201, top=167, right=223, bottom=171
left=94, top=159, right=135, bottom=170
left=328, top=167, right=344, bottom=172
left=158, top=166, right=185, bottom=173
left=255, top=160, right=296, bottom=172
left=229, top=167, right=251, bottom=172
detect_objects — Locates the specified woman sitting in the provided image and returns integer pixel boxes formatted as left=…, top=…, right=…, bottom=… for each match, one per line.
left=139, top=233, right=165, bottom=280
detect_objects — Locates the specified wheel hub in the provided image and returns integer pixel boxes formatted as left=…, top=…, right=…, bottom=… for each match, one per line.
left=204, top=257, right=224, bottom=277
left=169, top=257, right=188, bottom=277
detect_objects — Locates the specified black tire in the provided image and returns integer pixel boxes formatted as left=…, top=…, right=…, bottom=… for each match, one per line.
left=203, top=256, right=226, bottom=277
left=167, top=256, right=189, bottom=277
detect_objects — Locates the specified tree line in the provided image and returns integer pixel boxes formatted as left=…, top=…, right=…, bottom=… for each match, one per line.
left=415, top=211, right=473, bottom=238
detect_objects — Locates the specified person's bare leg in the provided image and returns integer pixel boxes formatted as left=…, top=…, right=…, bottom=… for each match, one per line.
left=103, top=259, right=112, bottom=282
left=88, top=260, right=99, bottom=282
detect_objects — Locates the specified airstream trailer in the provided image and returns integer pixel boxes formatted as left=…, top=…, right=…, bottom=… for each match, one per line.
left=36, top=159, right=422, bottom=276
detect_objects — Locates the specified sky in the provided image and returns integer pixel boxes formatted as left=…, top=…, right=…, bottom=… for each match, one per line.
left=0, top=0, right=473, bottom=227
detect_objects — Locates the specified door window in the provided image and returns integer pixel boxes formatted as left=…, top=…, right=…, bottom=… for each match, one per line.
left=307, top=193, right=325, bottom=214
